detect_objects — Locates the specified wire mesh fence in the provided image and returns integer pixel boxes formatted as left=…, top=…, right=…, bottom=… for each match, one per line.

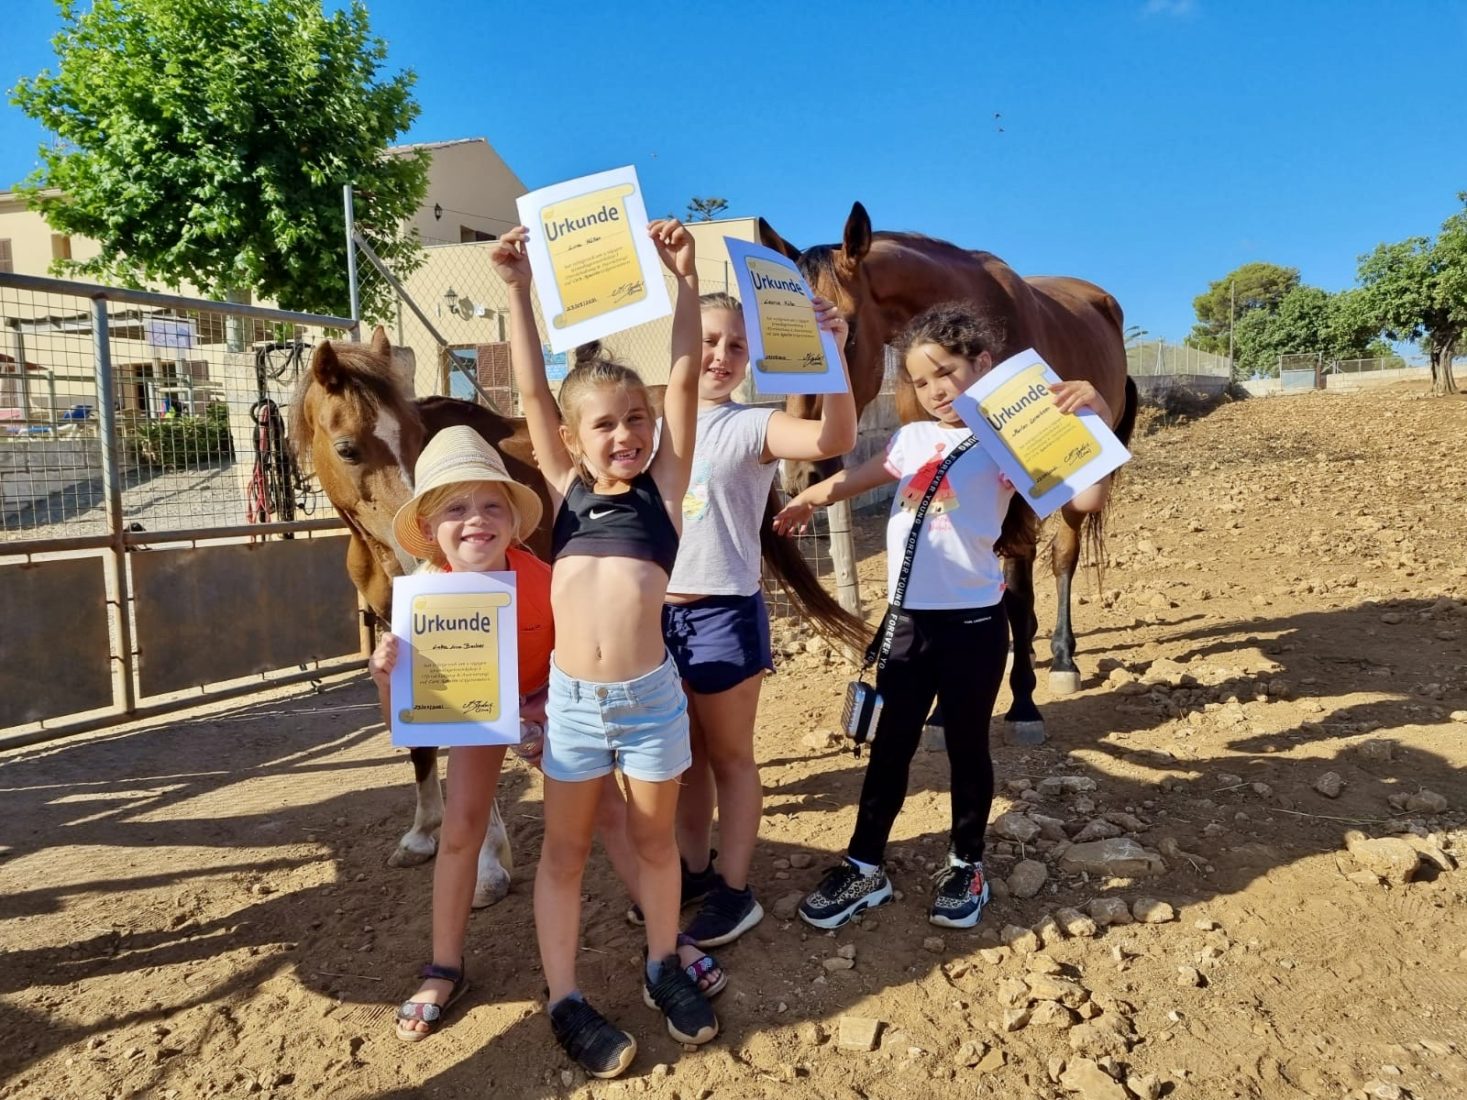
left=1, top=275, right=352, bottom=545
left=1125, top=339, right=1233, bottom=378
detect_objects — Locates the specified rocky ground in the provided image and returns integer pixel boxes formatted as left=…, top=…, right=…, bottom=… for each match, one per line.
left=1, top=385, right=1465, bottom=1100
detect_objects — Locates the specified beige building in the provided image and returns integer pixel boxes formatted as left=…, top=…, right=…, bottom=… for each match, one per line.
left=0, top=190, right=101, bottom=278
left=392, top=137, right=525, bottom=247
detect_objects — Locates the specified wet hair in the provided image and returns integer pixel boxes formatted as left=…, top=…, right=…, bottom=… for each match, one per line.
left=412, top=481, right=521, bottom=561
left=699, top=291, right=742, bottom=313
left=891, top=301, right=1006, bottom=423
left=557, top=341, right=652, bottom=482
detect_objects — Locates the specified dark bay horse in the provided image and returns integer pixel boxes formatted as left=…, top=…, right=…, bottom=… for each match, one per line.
left=292, top=327, right=866, bottom=901
left=759, top=203, right=1139, bottom=742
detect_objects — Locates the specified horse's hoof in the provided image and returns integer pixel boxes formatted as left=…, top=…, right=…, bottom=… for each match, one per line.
left=1004, top=720, right=1048, bottom=747
left=388, top=836, right=437, bottom=868
left=1048, top=670, right=1082, bottom=695
left=471, top=869, right=512, bottom=909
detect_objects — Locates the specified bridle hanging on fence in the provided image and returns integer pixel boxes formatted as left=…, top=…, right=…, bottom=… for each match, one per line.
left=247, top=341, right=316, bottom=529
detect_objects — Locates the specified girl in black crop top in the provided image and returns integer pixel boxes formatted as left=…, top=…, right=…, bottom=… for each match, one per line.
left=492, top=218, right=719, bottom=1073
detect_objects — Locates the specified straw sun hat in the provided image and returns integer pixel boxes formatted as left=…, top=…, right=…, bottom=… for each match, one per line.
left=392, top=425, right=543, bottom=561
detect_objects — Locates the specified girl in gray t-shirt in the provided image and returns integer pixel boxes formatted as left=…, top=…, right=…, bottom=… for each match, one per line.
left=656, top=291, right=859, bottom=948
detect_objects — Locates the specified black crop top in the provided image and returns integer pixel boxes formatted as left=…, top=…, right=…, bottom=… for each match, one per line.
left=550, top=471, right=679, bottom=576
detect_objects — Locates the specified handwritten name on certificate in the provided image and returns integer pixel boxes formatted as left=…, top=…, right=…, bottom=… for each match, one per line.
left=725, top=238, right=849, bottom=397
left=389, top=571, right=521, bottom=748
left=951, top=348, right=1130, bottom=519
left=517, top=166, right=672, bottom=354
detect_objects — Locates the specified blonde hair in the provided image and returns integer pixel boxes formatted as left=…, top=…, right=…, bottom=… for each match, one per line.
left=558, top=341, right=652, bottom=484
left=411, top=480, right=522, bottom=562
left=699, top=291, right=741, bottom=313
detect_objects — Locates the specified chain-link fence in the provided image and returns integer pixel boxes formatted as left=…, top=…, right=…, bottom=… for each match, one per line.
left=1, top=271, right=363, bottom=743
left=1, top=279, right=350, bottom=541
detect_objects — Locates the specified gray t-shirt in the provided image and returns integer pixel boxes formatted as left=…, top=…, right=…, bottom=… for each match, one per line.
left=667, top=402, right=779, bottom=596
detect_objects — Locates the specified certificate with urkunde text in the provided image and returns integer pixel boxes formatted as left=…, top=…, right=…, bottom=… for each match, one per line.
left=516, top=166, right=672, bottom=354
left=951, top=348, right=1130, bottom=519
left=389, top=571, right=521, bottom=748
left=724, top=238, right=849, bottom=397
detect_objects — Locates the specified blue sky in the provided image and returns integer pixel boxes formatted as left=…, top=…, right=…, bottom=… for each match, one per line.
left=4, top=0, right=1466, bottom=343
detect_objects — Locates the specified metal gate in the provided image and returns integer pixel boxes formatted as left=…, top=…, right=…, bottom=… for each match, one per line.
left=1, top=272, right=367, bottom=747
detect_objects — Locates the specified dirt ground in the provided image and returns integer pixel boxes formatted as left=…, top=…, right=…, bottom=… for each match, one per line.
left=3, top=386, right=1466, bottom=1100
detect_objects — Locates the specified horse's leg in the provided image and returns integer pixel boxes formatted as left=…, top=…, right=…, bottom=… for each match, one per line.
left=1050, top=506, right=1084, bottom=695
left=1003, top=551, right=1046, bottom=745
left=471, top=798, right=515, bottom=909
left=388, top=747, right=443, bottom=867
left=1051, top=474, right=1114, bottom=695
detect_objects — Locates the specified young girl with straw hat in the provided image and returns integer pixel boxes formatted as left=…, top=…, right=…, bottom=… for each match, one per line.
left=370, top=424, right=550, bottom=1041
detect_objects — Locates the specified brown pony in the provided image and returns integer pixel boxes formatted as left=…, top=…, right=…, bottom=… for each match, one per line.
left=759, top=203, right=1139, bottom=741
left=291, top=327, right=866, bottom=900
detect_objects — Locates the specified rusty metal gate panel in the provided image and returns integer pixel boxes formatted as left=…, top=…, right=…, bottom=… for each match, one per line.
left=132, top=536, right=358, bottom=697
left=0, top=557, right=113, bottom=725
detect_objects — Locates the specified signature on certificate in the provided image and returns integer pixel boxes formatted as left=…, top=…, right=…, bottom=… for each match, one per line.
left=801, top=351, right=825, bottom=368
left=611, top=281, right=644, bottom=303
left=1063, top=443, right=1095, bottom=465
left=461, top=699, right=498, bottom=715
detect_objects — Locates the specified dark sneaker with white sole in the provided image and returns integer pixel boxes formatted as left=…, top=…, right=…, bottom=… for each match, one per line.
left=928, top=859, right=990, bottom=928
left=549, top=996, right=637, bottom=1079
left=626, top=852, right=718, bottom=927
left=684, top=878, right=764, bottom=948
left=797, top=858, right=893, bottom=930
left=643, top=954, right=719, bottom=1045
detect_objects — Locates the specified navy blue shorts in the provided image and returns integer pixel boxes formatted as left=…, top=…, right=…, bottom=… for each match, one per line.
left=662, top=591, right=774, bottom=696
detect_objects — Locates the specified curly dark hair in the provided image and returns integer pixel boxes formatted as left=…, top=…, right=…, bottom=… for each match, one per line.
left=891, top=302, right=1006, bottom=423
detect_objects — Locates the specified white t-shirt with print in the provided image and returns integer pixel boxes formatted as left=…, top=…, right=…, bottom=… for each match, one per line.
left=883, top=421, right=1012, bottom=610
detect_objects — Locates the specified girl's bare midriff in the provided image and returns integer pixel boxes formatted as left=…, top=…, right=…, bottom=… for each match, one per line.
left=551, top=555, right=672, bottom=682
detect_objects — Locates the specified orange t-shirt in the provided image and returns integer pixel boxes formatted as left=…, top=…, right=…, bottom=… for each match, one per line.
left=434, top=545, right=553, bottom=697
left=505, top=545, right=553, bottom=696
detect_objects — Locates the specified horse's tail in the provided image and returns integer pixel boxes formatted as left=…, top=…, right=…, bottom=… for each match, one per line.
left=759, top=487, right=870, bottom=653
left=1079, top=374, right=1139, bottom=569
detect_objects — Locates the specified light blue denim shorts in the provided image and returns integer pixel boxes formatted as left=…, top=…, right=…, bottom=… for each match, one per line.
left=543, top=652, right=691, bottom=783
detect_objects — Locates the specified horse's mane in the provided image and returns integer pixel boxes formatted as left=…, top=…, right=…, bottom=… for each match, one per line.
left=289, top=341, right=414, bottom=475
left=798, top=231, right=998, bottom=285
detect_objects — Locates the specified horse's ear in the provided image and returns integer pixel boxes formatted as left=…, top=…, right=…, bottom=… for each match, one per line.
left=842, top=202, right=873, bottom=264
left=757, top=218, right=801, bottom=263
left=369, top=325, right=391, bottom=358
left=311, top=341, right=346, bottom=393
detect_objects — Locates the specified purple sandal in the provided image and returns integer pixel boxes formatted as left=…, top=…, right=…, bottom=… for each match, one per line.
left=394, top=961, right=469, bottom=1042
left=679, top=933, right=727, bottom=998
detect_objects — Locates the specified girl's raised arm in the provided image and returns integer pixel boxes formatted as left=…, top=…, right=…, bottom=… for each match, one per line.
left=770, top=449, right=896, bottom=536
left=491, top=227, right=576, bottom=500
left=763, top=296, right=859, bottom=463
left=647, top=219, right=700, bottom=507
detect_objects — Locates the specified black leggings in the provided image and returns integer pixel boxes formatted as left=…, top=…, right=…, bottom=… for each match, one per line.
left=847, top=602, right=1008, bottom=866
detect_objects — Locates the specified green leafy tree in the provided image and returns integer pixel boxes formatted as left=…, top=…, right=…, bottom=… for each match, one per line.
left=685, top=197, right=730, bottom=222
left=11, top=0, right=427, bottom=320
left=1189, top=262, right=1300, bottom=355
left=1357, top=194, right=1467, bottom=395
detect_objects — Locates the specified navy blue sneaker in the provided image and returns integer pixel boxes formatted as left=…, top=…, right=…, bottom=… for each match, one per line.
left=642, top=954, right=719, bottom=1045
left=928, top=859, right=990, bottom=929
left=626, top=851, right=718, bottom=926
left=798, top=858, right=893, bottom=930
left=684, top=878, right=764, bottom=948
left=549, top=996, right=636, bottom=1079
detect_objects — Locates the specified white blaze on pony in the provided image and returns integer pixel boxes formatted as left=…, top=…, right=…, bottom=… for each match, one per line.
left=290, top=326, right=545, bottom=907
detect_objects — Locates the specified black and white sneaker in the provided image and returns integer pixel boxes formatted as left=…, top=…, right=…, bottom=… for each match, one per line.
left=642, top=954, right=719, bottom=1045
left=549, top=996, right=637, bottom=1079
left=684, top=878, right=764, bottom=948
left=626, top=851, right=718, bottom=927
left=797, top=858, right=893, bottom=930
left=928, top=859, right=990, bottom=929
